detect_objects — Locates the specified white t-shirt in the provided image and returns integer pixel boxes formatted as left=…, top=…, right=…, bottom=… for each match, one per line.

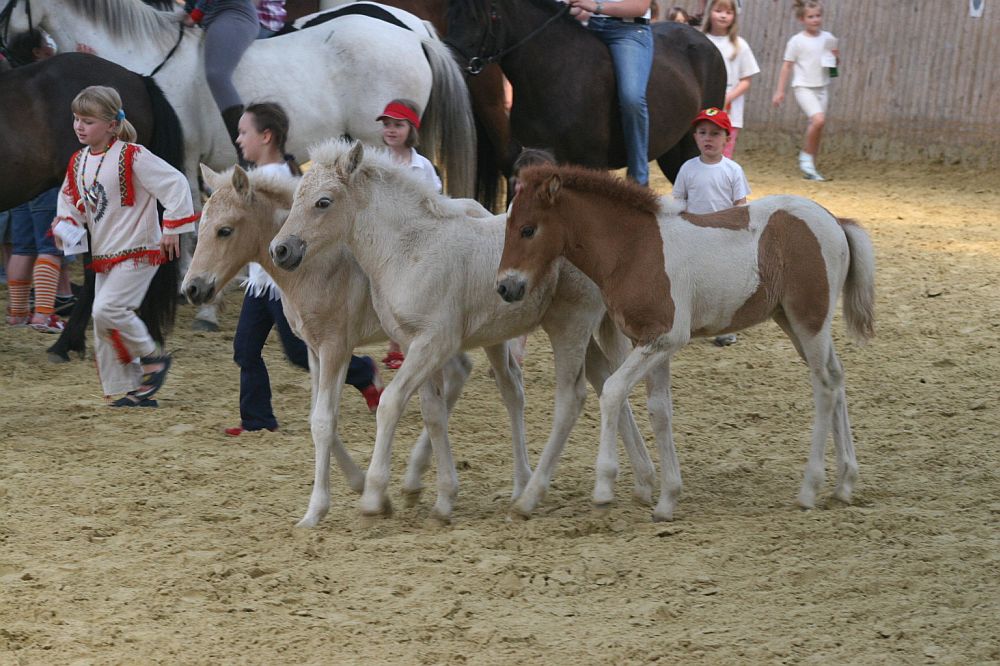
left=783, top=30, right=837, bottom=88
left=706, top=33, right=760, bottom=129
left=243, top=161, right=294, bottom=300
left=408, top=147, right=442, bottom=193
left=671, top=156, right=751, bottom=214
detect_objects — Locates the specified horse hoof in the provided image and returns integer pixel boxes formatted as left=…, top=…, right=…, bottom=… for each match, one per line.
left=632, top=488, right=654, bottom=507
left=402, top=487, right=423, bottom=507
left=191, top=318, right=220, bottom=332
left=47, top=350, right=71, bottom=364
left=295, top=514, right=321, bottom=529
left=429, top=507, right=453, bottom=524
left=358, top=495, right=392, bottom=517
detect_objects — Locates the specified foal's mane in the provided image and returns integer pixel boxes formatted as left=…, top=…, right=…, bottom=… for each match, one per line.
left=521, top=164, right=661, bottom=216
left=310, top=139, right=467, bottom=218
left=70, top=0, right=178, bottom=51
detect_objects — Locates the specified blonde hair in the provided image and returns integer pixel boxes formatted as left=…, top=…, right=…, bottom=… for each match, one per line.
left=71, top=85, right=137, bottom=143
left=793, top=0, right=823, bottom=19
left=701, top=0, right=741, bottom=58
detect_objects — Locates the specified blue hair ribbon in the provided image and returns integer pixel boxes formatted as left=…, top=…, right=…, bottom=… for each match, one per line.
left=116, top=109, right=126, bottom=121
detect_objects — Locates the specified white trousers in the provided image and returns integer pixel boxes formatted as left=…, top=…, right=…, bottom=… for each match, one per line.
left=93, top=262, right=158, bottom=396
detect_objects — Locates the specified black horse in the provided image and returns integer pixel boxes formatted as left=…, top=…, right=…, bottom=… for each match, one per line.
left=0, top=52, right=184, bottom=361
left=446, top=0, right=726, bottom=189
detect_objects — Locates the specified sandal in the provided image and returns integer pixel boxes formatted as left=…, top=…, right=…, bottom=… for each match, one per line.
left=134, top=354, right=172, bottom=400
left=110, top=392, right=158, bottom=408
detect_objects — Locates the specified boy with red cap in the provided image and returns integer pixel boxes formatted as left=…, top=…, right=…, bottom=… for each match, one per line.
left=672, top=107, right=750, bottom=215
left=672, top=107, right=751, bottom=345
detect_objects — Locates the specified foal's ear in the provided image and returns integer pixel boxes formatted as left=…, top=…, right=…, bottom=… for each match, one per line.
left=337, top=141, right=365, bottom=180
left=231, top=165, right=253, bottom=202
left=200, top=163, right=222, bottom=190
left=540, top=174, right=562, bottom=205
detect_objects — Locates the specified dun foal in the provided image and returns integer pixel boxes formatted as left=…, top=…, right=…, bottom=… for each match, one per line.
left=182, top=166, right=473, bottom=527
left=498, top=165, right=876, bottom=521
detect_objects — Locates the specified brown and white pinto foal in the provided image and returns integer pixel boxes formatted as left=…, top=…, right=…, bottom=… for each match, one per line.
left=497, top=165, right=876, bottom=521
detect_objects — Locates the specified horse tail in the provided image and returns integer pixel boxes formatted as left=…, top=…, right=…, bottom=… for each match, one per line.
left=419, top=36, right=476, bottom=199
left=839, top=218, right=876, bottom=345
left=137, top=75, right=187, bottom=346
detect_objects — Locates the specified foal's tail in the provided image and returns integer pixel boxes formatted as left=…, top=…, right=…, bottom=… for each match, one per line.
left=840, top=218, right=876, bottom=344
left=420, top=35, right=477, bottom=199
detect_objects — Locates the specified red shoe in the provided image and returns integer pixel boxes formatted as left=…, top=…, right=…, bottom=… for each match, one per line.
left=382, top=350, right=404, bottom=370
left=225, top=425, right=277, bottom=436
left=359, top=363, right=384, bottom=413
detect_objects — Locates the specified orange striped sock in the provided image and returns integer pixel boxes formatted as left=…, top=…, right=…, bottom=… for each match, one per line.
left=7, top=279, right=31, bottom=316
left=32, top=257, right=61, bottom=315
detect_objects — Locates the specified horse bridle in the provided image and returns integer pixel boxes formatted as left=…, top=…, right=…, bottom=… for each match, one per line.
left=0, top=0, right=34, bottom=65
left=447, top=1, right=570, bottom=76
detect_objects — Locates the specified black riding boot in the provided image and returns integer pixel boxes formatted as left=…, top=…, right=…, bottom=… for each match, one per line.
left=221, top=104, right=248, bottom=167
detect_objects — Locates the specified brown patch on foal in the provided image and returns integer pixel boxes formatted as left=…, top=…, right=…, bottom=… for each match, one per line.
left=724, top=210, right=829, bottom=335
left=680, top=206, right=751, bottom=230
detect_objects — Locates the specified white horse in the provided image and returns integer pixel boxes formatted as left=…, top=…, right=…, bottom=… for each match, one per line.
left=270, top=140, right=656, bottom=521
left=4, top=0, right=475, bottom=326
left=182, top=165, right=479, bottom=527
left=497, top=164, right=876, bottom=521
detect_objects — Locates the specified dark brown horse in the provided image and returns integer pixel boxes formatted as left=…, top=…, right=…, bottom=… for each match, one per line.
left=0, top=52, right=184, bottom=361
left=446, top=0, right=726, bottom=186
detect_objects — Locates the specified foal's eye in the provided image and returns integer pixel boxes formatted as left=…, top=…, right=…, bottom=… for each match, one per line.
left=520, top=226, right=535, bottom=239
left=217, top=227, right=233, bottom=238
left=315, top=197, right=332, bottom=209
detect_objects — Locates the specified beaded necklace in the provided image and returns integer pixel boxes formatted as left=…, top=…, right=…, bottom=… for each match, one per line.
left=80, top=140, right=114, bottom=210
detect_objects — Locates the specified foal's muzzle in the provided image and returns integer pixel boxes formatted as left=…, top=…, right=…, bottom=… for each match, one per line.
left=183, top=277, right=215, bottom=305
left=496, top=275, right=527, bottom=303
left=271, top=236, right=306, bottom=271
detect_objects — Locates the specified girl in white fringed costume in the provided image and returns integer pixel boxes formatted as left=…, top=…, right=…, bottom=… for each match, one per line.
left=54, top=86, right=196, bottom=407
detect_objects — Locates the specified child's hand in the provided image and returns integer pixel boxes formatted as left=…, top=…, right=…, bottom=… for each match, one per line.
left=160, top=234, right=180, bottom=261
left=772, top=91, right=785, bottom=107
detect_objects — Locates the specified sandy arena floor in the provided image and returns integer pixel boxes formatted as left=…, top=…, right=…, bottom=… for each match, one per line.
left=1, top=151, right=998, bottom=664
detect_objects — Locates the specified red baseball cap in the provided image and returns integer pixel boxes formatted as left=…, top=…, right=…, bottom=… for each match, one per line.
left=692, top=107, right=732, bottom=133
left=376, top=101, right=421, bottom=130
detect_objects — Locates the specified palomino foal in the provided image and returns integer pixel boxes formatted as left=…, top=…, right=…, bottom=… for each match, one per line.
left=182, top=166, right=474, bottom=527
left=498, top=165, right=876, bottom=521
left=271, top=140, right=656, bottom=521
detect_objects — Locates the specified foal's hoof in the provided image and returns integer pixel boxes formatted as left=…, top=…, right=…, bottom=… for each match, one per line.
left=191, top=318, right=220, bottom=332
left=358, top=494, right=392, bottom=517
left=401, top=486, right=424, bottom=507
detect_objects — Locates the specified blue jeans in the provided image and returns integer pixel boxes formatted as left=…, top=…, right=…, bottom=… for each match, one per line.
left=10, top=187, right=61, bottom=256
left=587, top=17, right=653, bottom=185
left=233, top=292, right=375, bottom=430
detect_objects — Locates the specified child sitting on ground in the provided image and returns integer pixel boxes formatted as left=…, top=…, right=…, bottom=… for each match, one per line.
left=671, top=107, right=751, bottom=347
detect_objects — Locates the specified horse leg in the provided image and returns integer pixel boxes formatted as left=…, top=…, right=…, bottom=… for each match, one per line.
left=774, top=313, right=842, bottom=509
left=584, top=337, right=656, bottom=507
left=416, top=367, right=459, bottom=522
left=359, top=335, right=454, bottom=517
left=646, top=360, right=682, bottom=522
left=829, top=351, right=859, bottom=504
left=402, top=352, right=474, bottom=503
left=297, top=344, right=365, bottom=528
left=511, top=326, right=590, bottom=518
left=47, top=265, right=94, bottom=362
left=483, top=342, right=531, bottom=498
left=592, top=345, right=668, bottom=513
